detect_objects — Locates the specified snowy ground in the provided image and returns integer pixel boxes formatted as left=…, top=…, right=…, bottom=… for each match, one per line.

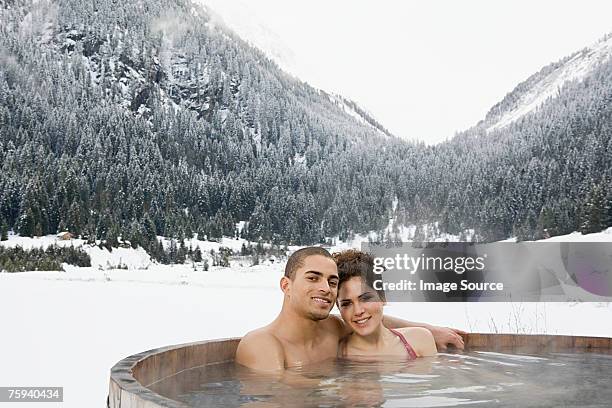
left=1, top=229, right=611, bottom=407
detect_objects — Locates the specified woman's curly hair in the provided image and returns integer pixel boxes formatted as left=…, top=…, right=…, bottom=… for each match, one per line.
left=332, top=249, right=385, bottom=301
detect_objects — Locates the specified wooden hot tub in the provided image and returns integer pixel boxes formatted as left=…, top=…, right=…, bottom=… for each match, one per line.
left=108, top=334, right=612, bottom=407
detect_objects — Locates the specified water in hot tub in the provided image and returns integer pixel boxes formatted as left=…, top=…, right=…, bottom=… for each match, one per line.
left=149, top=349, right=612, bottom=407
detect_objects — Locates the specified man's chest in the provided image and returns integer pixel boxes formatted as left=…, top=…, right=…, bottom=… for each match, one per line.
left=282, top=336, right=338, bottom=367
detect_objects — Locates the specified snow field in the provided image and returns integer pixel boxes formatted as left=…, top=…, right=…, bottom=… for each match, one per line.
left=1, top=228, right=611, bottom=407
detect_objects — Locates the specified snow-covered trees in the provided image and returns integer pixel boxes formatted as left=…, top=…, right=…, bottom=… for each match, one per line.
left=0, top=0, right=610, bottom=252
left=580, top=180, right=610, bottom=234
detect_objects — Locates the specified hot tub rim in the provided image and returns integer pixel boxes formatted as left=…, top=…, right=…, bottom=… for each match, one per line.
left=109, top=337, right=241, bottom=408
left=108, top=333, right=612, bottom=408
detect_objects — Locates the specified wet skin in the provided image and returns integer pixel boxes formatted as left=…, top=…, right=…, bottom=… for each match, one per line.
left=236, top=255, right=464, bottom=372
left=338, top=276, right=437, bottom=359
left=236, top=255, right=344, bottom=370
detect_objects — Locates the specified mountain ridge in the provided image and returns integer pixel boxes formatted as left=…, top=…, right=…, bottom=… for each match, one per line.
left=197, top=0, right=393, bottom=138
left=0, top=0, right=408, bottom=249
left=483, top=32, right=612, bottom=132
left=1, top=0, right=611, bottom=251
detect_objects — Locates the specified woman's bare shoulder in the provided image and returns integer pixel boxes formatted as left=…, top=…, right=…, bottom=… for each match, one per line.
left=396, top=326, right=432, bottom=337
left=396, top=327, right=437, bottom=356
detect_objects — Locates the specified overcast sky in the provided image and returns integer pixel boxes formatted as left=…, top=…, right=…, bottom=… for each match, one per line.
left=202, top=0, right=612, bottom=144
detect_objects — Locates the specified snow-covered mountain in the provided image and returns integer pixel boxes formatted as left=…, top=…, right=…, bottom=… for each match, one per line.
left=0, top=0, right=408, bottom=248
left=2, top=0, right=611, bottom=248
left=485, top=33, right=612, bottom=132
left=197, top=0, right=298, bottom=75
left=196, top=0, right=391, bottom=137
left=324, top=92, right=393, bottom=138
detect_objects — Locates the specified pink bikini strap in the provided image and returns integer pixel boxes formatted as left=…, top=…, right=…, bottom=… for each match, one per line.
left=389, top=328, right=418, bottom=360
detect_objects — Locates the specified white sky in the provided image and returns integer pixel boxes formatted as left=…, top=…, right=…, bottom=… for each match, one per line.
left=201, top=0, right=612, bottom=144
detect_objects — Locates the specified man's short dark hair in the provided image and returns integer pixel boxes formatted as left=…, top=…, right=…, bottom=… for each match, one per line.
left=285, top=247, right=333, bottom=280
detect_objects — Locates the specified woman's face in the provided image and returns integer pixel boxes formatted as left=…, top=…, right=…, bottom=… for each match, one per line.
left=337, top=276, right=385, bottom=337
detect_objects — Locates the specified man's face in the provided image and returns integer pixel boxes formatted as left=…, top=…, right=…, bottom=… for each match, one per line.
left=284, top=255, right=339, bottom=320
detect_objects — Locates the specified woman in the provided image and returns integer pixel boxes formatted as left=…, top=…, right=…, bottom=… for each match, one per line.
left=333, top=249, right=437, bottom=359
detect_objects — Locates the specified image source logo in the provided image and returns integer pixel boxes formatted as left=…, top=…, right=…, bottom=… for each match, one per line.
left=362, top=242, right=612, bottom=302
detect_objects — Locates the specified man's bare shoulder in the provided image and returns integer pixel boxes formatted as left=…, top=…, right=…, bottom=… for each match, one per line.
left=235, top=327, right=285, bottom=371
left=397, top=327, right=437, bottom=356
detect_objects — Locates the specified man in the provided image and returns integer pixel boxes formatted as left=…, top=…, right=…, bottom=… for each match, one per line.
left=236, top=247, right=465, bottom=371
